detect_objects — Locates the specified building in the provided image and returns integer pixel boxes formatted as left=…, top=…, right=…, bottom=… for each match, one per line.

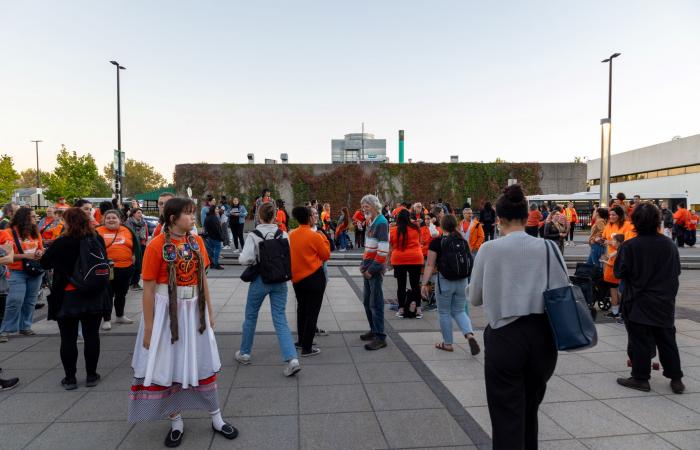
left=587, top=133, right=700, bottom=210
left=332, top=133, right=387, bottom=163
left=12, top=187, right=51, bottom=208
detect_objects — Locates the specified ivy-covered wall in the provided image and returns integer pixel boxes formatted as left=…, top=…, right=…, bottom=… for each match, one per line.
left=174, top=162, right=586, bottom=210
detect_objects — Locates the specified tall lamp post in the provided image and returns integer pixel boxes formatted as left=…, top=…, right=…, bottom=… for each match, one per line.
left=599, top=52, right=621, bottom=207
left=110, top=60, right=126, bottom=204
left=31, top=140, right=42, bottom=207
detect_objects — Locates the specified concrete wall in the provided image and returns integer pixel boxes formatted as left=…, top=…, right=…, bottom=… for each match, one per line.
left=539, top=163, right=589, bottom=195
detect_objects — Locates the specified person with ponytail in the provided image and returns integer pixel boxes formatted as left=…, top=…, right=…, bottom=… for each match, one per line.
left=128, top=197, right=237, bottom=447
left=389, top=209, right=424, bottom=318
left=470, top=184, right=569, bottom=450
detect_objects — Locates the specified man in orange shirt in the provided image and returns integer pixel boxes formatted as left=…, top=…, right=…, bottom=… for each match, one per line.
left=460, top=208, right=484, bottom=255
left=564, top=202, right=578, bottom=247
left=54, top=196, right=70, bottom=211
left=673, top=202, right=692, bottom=248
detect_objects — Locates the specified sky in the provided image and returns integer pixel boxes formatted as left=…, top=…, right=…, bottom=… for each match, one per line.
left=2, top=1, right=699, bottom=182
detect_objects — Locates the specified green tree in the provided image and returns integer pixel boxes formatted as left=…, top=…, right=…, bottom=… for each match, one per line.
left=103, top=159, right=167, bottom=197
left=0, top=155, right=20, bottom=204
left=44, top=145, right=111, bottom=202
left=18, top=168, right=53, bottom=188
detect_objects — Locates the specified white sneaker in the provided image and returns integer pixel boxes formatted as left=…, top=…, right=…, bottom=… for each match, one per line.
left=234, top=351, right=251, bottom=365
left=115, top=316, right=134, bottom=325
left=101, top=321, right=112, bottom=331
left=223, top=246, right=231, bottom=250
left=284, top=359, right=301, bottom=377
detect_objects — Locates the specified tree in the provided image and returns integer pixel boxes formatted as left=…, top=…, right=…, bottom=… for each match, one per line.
left=44, top=145, right=111, bottom=202
left=103, top=158, right=167, bottom=197
left=0, top=155, right=20, bottom=204
left=18, top=168, right=52, bottom=188
left=573, top=156, right=583, bottom=163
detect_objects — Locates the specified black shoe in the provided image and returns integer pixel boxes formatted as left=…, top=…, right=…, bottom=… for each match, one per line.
left=467, top=337, right=481, bottom=356
left=605, top=311, right=621, bottom=319
left=35, top=302, right=45, bottom=310
left=301, top=348, right=321, bottom=357
left=671, top=379, right=686, bottom=394
left=61, top=377, right=78, bottom=391
left=294, top=341, right=316, bottom=348
left=86, top=373, right=101, bottom=387
left=212, top=423, right=238, bottom=440
left=0, top=377, right=19, bottom=391
left=616, top=377, right=650, bottom=392
left=364, top=339, right=387, bottom=351
left=164, top=429, right=184, bottom=448
left=213, top=265, right=225, bottom=270
left=360, top=331, right=375, bottom=341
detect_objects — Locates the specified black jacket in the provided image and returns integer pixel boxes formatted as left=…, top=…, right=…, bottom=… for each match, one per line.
left=614, top=234, right=680, bottom=328
left=204, top=213, right=224, bottom=242
left=661, top=209, right=673, bottom=229
left=480, top=209, right=496, bottom=227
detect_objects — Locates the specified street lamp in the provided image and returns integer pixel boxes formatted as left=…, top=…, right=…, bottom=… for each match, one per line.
left=30, top=140, right=42, bottom=187
left=599, top=52, right=621, bottom=207
left=110, top=60, right=126, bottom=204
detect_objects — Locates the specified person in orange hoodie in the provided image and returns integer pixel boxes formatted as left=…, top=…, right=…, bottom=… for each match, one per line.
left=673, top=202, right=692, bottom=248
left=289, top=206, right=331, bottom=357
left=352, top=209, right=366, bottom=248
left=460, top=208, right=484, bottom=256
left=276, top=199, right=289, bottom=232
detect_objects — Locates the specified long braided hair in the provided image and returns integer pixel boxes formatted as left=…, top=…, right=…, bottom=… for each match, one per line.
left=162, top=197, right=207, bottom=343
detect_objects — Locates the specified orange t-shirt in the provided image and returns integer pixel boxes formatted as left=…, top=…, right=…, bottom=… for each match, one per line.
left=97, top=226, right=134, bottom=268
left=321, top=211, right=331, bottom=231
left=39, top=217, right=58, bottom=241
left=153, top=223, right=163, bottom=237
left=392, top=206, right=407, bottom=217
left=526, top=210, right=543, bottom=227
left=289, top=225, right=331, bottom=283
left=390, top=226, right=423, bottom=266
left=142, top=233, right=210, bottom=286
left=276, top=210, right=288, bottom=232
left=603, top=251, right=619, bottom=284
left=0, top=228, right=44, bottom=271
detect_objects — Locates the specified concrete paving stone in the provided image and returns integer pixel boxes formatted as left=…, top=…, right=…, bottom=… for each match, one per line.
left=334, top=312, right=371, bottom=321
left=561, top=372, right=657, bottom=399
left=542, top=376, right=594, bottom=403
left=364, top=381, right=442, bottom=411
left=309, top=333, right=349, bottom=347
left=21, top=336, right=61, bottom=352
left=579, top=350, right=633, bottom=372
left=376, top=408, right=473, bottom=448
left=118, top=418, right=213, bottom=450
left=18, top=367, right=116, bottom=393
left=76, top=350, right=131, bottom=369
left=0, top=350, right=62, bottom=370
left=92, top=366, right=136, bottom=392
left=98, top=335, right=140, bottom=351
left=26, top=420, right=132, bottom=450
left=299, top=411, right=387, bottom=450
left=667, top=392, right=700, bottom=413
left=232, top=364, right=299, bottom=388
left=423, top=359, right=486, bottom=381
left=0, top=336, right=46, bottom=352
left=299, top=346, right=354, bottom=365
left=676, top=334, right=700, bottom=347
left=554, top=353, right=610, bottom=375
left=409, top=344, right=473, bottom=361
left=349, top=343, right=408, bottom=363
left=343, top=333, right=394, bottom=347
left=337, top=320, right=376, bottom=331
left=580, top=433, right=680, bottom=450
left=675, top=319, right=700, bottom=332
left=297, top=363, right=361, bottom=386
left=299, top=384, right=372, bottom=414
left=465, top=406, right=571, bottom=441
left=442, top=379, right=488, bottom=407
left=679, top=347, right=700, bottom=364
left=211, top=414, right=298, bottom=450
left=603, top=395, right=700, bottom=432
left=540, top=400, right=648, bottom=438
left=597, top=335, right=629, bottom=350
left=649, top=372, right=700, bottom=394
left=594, top=323, right=628, bottom=337
left=575, top=340, right=624, bottom=353
left=57, top=389, right=130, bottom=422
left=355, top=361, right=422, bottom=384
left=215, top=334, right=242, bottom=349
left=658, top=430, right=700, bottom=450
left=389, top=318, right=445, bottom=331
left=537, top=439, right=588, bottom=450
left=0, top=423, right=50, bottom=450
left=329, top=304, right=366, bottom=313
left=399, top=331, right=443, bottom=345
left=0, top=391, right=85, bottom=423
left=0, top=369, right=50, bottom=395
left=224, top=386, right=298, bottom=416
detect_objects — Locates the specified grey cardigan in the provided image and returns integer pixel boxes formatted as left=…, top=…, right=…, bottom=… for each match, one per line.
left=470, top=231, right=569, bottom=329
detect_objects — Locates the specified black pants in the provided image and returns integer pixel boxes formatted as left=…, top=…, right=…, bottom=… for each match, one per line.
left=675, top=225, right=687, bottom=247
left=230, top=222, right=245, bottom=250
left=524, top=226, right=539, bottom=237
left=394, top=264, right=421, bottom=311
left=484, top=226, right=495, bottom=241
left=57, top=314, right=102, bottom=379
left=625, top=320, right=683, bottom=381
left=293, top=268, right=327, bottom=353
left=355, top=228, right=365, bottom=248
left=687, top=229, right=697, bottom=247
left=131, top=246, right=145, bottom=286
left=105, top=266, right=133, bottom=321
left=568, top=226, right=575, bottom=242
left=484, top=314, right=558, bottom=450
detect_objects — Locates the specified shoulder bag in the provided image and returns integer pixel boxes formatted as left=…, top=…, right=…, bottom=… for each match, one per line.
left=12, top=229, right=44, bottom=277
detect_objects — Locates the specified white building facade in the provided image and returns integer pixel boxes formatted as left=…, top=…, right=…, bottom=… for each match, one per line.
left=587, top=133, right=700, bottom=210
left=332, top=133, right=387, bottom=163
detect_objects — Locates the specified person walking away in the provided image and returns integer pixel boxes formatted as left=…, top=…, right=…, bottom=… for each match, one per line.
left=0, top=244, right=20, bottom=390
left=480, top=202, right=496, bottom=241
left=253, top=189, right=274, bottom=226
left=421, top=214, right=480, bottom=354
left=688, top=210, right=698, bottom=248
left=388, top=209, right=424, bottom=319
left=673, top=202, right=691, bottom=248
left=203, top=206, right=225, bottom=270
left=236, top=203, right=300, bottom=376
left=587, top=207, right=609, bottom=266
left=127, top=208, right=149, bottom=290
left=359, top=195, right=389, bottom=351
left=289, top=207, right=330, bottom=357
left=564, top=202, right=578, bottom=246
left=228, top=197, right=247, bottom=253
left=470, top=184, right=568, bottom=450
left=602, top=205, right=631, bottom=320
left=0, top=207, right=44, bottom=342
left=96, top=210, right=141, bottom=330
left=615, top=203, right=685, bottom=394
left=525, top=204, right=542, bottom=237
left=40, top=207, right=112, bottom=390
left=660, top=201, right=674, bottom=238
left=276, top=199, right=289, bottom=233
left=336, top=207, right=350, bottom=252
left=128, top=197, right=237, bottom=446
left=353, top=208, right=366, bottom=248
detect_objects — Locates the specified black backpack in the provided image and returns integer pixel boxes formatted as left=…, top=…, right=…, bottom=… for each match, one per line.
left=252, top=229, right=292, bottom=284
left=69, top=236, right=111, bottom=293
left=438, top=234, right=472, bottom=280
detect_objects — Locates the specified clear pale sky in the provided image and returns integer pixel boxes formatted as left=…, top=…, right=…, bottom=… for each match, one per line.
left=2, top=1, right=699, bottom=181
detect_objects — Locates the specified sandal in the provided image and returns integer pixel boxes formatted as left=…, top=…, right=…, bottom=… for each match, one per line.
left=435, top=342, right=454, bottom=352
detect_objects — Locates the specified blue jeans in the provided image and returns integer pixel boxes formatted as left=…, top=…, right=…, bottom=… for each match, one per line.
left=1, top=270, right=42, bottom=333
left=587, top=243, right=605, bottom=267
left=436, top=275, right=473, bottom=344
left=240, top=276, right=297, bottom=362
left=205, top=239, right=222, bottom=266
left=363, top=272, right=386, bottom=340
left=339, top=232, right=348, bottom=250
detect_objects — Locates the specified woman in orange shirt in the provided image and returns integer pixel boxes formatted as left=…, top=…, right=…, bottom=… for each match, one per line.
left=352, top=209, right=366, bottom=248
left=96, top=210, right=141, bottom=330
left=601, top=205, right=630, bottom=320
left=525, top=204, right=542, bottom=237
left=336, top=207, right=350, bottom=251
left=389, top=209, right=424, bottom=318
left=276, top=199, right=289, bottom=232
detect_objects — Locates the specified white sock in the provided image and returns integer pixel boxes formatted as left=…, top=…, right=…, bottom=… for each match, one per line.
left=612, top=305, right=620, bottom=315
left=170, top=414, right=183, bottom=433
left=210, top=409, right=225, bottom=431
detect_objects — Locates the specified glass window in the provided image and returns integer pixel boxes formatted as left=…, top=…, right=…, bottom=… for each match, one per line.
left=669, top=167, right=685, bottom=176
left=637, top=172, right=647, bottom=180
left=686, top=165, right=700, bottom=174
left=647, top=171, right=658, bottom=179
left=657, top=169, right=669, bottom=177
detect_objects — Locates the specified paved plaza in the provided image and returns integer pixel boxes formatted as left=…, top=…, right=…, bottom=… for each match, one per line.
left=1, top=264, right=700, bottom=449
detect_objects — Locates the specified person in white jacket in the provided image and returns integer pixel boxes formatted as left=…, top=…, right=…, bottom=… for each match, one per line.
left=235, top=203, right=300, bottom=377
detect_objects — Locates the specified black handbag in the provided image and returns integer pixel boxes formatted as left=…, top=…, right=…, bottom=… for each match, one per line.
left=543, top=240, right=597, bottom=351
left=12, top=229, right=45, bottom=278
left=240, top=264, right=259, bottom=282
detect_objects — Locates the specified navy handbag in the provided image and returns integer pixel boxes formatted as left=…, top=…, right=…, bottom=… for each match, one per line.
left=543, top=240, right=598, bottom=351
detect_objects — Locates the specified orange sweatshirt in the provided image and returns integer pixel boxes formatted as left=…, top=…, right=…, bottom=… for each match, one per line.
left=289, top=224, right=331, bottom=283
